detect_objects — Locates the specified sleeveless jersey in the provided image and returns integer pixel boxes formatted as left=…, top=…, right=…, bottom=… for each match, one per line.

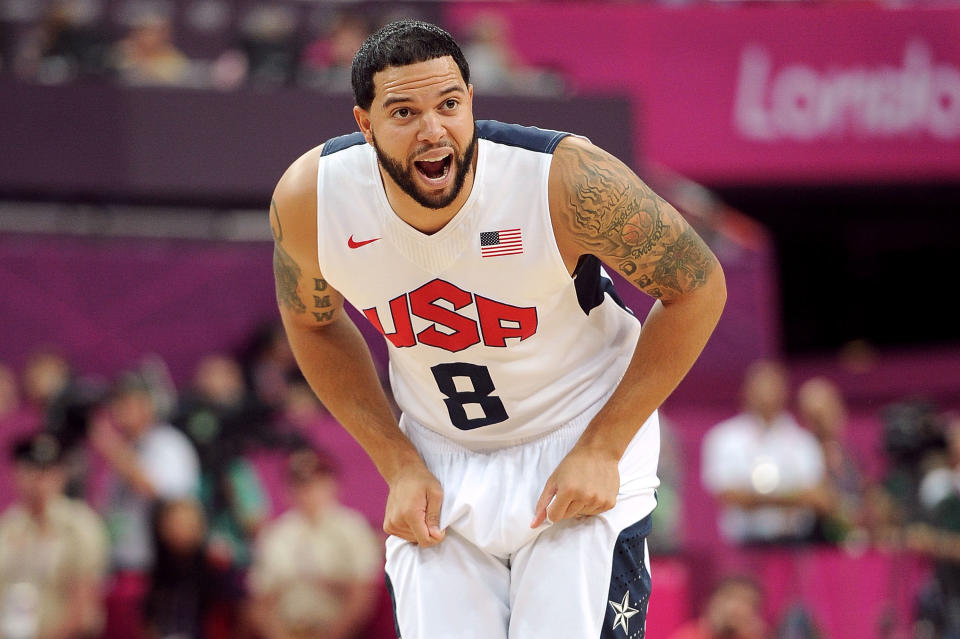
left=316, top=120, right=644, bottom=448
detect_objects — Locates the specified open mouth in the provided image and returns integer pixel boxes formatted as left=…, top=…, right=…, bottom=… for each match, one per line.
left=414, top=152, right=453, bottom=183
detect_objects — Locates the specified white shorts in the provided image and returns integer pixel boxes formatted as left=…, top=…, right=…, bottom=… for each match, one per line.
left=385, top=405, right=659, bottom=639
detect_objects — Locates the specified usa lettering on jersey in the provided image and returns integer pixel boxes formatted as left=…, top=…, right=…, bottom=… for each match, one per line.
left=363, top=279, right=538, bottom=352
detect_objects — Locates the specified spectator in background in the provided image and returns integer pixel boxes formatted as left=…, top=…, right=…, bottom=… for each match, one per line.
left=667, top=576, right=767, bottom=639
left=0, top=362, right=34, bottom=511
left=13, top=0, right=110, bottom=84
left=21, top=348, right=71, bottom=418
left=91, top=372, right=199, bottom=638
left=701, top=360, right=827, bottom=545
left=299, top=13, right=369, bottom=92
left=242, top=322, right=299, bottom=412
left=143, top=498, right=230, bottom=639
left=907, top=415, right=960, bottom=639
left=0, top=433, right=109, bottom=639
left=174, top=353, right=270, bottom=637
left=0, top=363, right=19, bottom=422
left=112, top=11, right=192, bottom=86
left=796, top=377, right=865, bottom=544
left=176, top=354, right=269, bottom=570
left=234, top=3, right=300, bottom=87
left=248, top=447, right=382, bottom=639
left=458, top=13, right=564, bottom=96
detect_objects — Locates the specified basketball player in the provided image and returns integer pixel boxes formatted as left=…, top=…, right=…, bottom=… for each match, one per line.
left=271, top=20, right=725, bottom=639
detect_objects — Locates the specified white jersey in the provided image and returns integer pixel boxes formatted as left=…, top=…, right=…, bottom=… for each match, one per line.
left=316, top=120, right=646, bottom=449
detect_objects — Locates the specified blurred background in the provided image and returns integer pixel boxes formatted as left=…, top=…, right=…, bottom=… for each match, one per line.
left=1, top=1, right=959, bottom=638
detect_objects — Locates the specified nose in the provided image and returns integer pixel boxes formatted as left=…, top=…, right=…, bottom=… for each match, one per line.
left=417, top=110, right=445, bottom=144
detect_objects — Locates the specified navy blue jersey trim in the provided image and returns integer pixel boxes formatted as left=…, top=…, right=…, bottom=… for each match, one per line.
left=573, top=255, right=632, bottom=316
left=321, top=132, right=366, bottom=156
left=476, top=119, right=571, bottom=154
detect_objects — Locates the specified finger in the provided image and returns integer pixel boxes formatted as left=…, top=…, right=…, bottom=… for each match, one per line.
left=546, top=491, right=574, bottom=525
left=405, top=502, right=437, bottom=547
left=425, top=486, right=446, bottom=542
left=558, top=499, right=585, bottom=522
left=383, top=521, right=416, bottom=544
left=530, top=479, right=558, bottom=528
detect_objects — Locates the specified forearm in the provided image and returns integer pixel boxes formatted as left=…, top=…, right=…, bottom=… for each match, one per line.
left=577, top=270, right=726, bottom=459
left=101, top=446, right=156, bottom=498
left=283, top=314, right=422, bottom=482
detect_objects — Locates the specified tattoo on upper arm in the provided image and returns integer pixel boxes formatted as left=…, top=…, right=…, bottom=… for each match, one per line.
left=273, top=242, right=306, bottom=313
left=555, top=142, right=716, bottom=299
left=271, top=200, right=305, bottom=313
left=270, top=198, right=283, bottom=241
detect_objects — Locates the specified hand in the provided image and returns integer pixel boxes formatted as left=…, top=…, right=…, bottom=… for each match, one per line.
left=531, top=443, right=620, bottom=528
left=88, top=413, right=125, bottom=459
left=383, top=460, right=446, bottom=547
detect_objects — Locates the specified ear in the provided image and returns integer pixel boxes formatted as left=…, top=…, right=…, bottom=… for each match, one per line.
left=353, top=106, right=374, bottom=145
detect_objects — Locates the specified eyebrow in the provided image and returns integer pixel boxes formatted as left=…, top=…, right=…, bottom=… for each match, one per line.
left=381, top=85, right=465, bottom=110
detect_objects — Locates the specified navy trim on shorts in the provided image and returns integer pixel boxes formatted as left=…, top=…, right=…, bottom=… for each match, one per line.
left=573, top=254, right=632, bottom=316
left=385, top=572, right=403, bottom=638
left=476, top=120, right=571, bottom=154
left=321, top=131, right=366, bottom=156
left=600, top=514, right=652, bottom=639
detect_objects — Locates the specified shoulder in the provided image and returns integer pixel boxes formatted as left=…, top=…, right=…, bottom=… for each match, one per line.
left=59, top=496, right=103, bottom=526
left=57, top=498, right=108, bottom=547
left=476, top=120, right=572, bottom=154
left=260, top=510, right=301, bottom=543
left=329, top=505, right=377, bottom=536
left=708, top=413, right=751, bottom=436
left=703, top=414, right=753, bottom=448
left=147, top=423, right=194, bottom=450
left=275, top=143, right=326, bottom=205
left=0, top=505, right=26, bottom=530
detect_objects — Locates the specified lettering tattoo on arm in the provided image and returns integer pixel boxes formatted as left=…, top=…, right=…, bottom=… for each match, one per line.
left=555, top=142, right=717, bottom=300
left=312, top=279, right=334, bottom=322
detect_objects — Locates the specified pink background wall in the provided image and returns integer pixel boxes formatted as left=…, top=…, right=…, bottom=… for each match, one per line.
left=446, top=4, right=960, bottom=184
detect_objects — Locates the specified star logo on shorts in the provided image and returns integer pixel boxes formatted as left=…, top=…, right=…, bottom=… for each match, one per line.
left=609, top=591, right=639, bottom=634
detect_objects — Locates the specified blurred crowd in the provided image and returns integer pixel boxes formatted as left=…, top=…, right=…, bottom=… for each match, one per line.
left=0, top=0, right=566, bottom=95
left=0, top=323, right=391, bottom=639
left=3, top=325, right=960, bottom=638
left=676, top=359, right=960, bottom=639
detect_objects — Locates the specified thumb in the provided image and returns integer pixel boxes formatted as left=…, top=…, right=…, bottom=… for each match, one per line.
left=425, top=487, right=445, bottom=540
left=531, top=478, right=557, bottom=528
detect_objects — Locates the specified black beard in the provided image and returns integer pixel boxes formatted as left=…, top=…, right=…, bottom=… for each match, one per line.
left=372, top=128, right=478, bottom=210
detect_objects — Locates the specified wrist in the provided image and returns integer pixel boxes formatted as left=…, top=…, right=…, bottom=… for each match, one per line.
left=574, top=426, right=626, bottom=462
left=377, top=444, right=425, bottom=484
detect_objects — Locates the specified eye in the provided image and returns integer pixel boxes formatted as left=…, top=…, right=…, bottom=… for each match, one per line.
left=443, top=99, right=459, bottom=110
left=392, top=107, right=411, bottom=119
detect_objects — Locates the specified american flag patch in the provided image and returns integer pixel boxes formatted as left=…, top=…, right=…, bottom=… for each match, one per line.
left=480, top=228, right=523, bottom=257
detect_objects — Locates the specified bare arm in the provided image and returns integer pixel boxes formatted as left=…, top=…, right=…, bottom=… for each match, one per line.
left=533, top=136, right=727, bottom=525
left=89, top=417, right=157, bottom=498
left=272, top=148, right=444, bottom=546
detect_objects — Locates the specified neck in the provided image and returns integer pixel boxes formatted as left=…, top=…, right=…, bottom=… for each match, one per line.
left=379, top=148, right=478, bottom=235
left=26, top=499, right=51, bottom=526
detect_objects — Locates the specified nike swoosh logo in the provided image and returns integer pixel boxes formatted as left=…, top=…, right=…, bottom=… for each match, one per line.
left=348, top=235, right=381, bottom=249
